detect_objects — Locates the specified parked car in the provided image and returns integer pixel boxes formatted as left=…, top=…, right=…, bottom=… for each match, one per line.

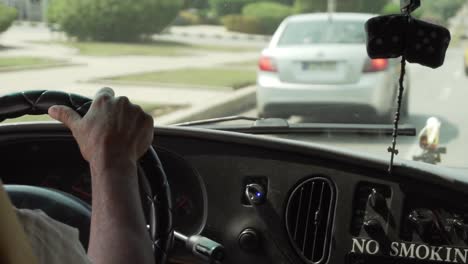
left=256, top=13, right=409, bottom=122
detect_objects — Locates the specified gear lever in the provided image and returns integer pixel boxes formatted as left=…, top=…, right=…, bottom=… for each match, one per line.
left=174, top=231, right=225, bottom=263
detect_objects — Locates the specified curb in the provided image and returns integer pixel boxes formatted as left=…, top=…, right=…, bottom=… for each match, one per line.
left=163, top=31, right=271, bottom=42
left=157, top=85, right=256, bottom=125
left=0, top=62, right=81, bottom=73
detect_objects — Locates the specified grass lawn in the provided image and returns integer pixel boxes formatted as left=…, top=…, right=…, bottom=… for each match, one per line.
left=0, top=57, right=70, bottom=72
left=107, top=68, right=257, bottom=90
left=1, top=102, right=186, bottom=123
left=224, top=60, right=258, bottom=69
left=35, top=40, right=259, bottom=57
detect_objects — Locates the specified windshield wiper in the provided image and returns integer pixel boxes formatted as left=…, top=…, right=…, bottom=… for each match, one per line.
left=175, top=116, right=416, bottom=136
left=174, top=116, right=259, bottom=126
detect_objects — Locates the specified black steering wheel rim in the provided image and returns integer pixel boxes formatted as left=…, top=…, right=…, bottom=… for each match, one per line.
left=0, top=90, right=173, bottom=264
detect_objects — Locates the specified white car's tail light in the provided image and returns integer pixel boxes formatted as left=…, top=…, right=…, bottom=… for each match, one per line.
left=363, top=58, right=389, bottom=73
left=259, top=56, right=277, bottom=72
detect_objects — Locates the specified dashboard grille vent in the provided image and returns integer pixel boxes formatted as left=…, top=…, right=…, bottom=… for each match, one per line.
left=285, top=177, right=335, bottom=264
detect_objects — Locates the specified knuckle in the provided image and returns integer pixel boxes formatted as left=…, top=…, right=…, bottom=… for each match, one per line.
left=99, top=87, right=115, bottom=96
left=117, top=96, right=130, bottom=105
left=144, top=113, right=154, bottom=126
left=96, top=94, right=112, bottom=104
left=133, top=103, right=143, bottom=111
left=138, top=111, right=153, bottom=126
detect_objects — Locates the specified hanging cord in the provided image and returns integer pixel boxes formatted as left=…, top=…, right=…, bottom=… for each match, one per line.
left=388, top=55, right=406, bottom=175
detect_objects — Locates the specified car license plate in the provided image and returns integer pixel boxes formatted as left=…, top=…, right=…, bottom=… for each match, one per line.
left=303, top=61, right=336, bottom=71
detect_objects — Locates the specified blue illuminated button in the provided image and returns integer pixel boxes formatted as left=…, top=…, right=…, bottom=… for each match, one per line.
left=245, top=183, right=265, bottom=205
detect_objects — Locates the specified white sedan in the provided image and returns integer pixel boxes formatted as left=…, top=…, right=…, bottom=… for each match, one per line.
left=256, top=13, right=409, bottom=122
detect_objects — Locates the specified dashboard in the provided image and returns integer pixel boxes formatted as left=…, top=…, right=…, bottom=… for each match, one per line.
left=1, top=124, right=468, bottom=264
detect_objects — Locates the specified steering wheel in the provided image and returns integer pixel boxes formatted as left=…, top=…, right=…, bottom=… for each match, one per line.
left=0, top=90, right=173, bottom=264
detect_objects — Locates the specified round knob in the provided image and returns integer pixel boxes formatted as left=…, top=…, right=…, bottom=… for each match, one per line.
left=363, top=218, right=384, bottom=237
left=368, top=189, right=387, bottom=214
left=408, top=209, right=436, bottom=240
left=245, top=184, right=265, bottom=205
left=238, top=229, right=261, bottom=252
left=451, top=219, right=467, bottom=241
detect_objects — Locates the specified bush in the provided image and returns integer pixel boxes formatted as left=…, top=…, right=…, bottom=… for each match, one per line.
left=48, top=0, right=182, bottom=42
left=198, top=9, right=221, bottom=25
left=337, top=0, right=388, bottom=13
left=242, top=2, right=291, bottom=34
left=222, top=15, right=263, bottom=34
left=381, top=2, right=400, bottom=15
left=294, top=0, right=388, bottom=14
left=294, top=0, right=326, bottom=13
left=243, top=2, right=292, bottom=18
left=173, top=10, right=202, bottom=26
left=0, top=3, right=17, bottom=34
left=173, top=9, right=220, bottom=26
left=209, top=0, right=254, bottom=16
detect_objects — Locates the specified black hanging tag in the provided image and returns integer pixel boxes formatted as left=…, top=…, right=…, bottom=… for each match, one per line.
left=364, top=0, right=451, bottom=175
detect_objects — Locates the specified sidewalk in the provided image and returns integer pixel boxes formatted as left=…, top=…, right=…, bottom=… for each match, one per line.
left=0, top=25, right=259, bottom=122
left=165, top=25, right=271, bottom=42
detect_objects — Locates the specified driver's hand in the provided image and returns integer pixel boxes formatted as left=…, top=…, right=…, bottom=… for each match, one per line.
left=48, top=87, right=154, bottom=168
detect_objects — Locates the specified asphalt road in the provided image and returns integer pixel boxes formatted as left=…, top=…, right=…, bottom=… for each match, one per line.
left=233, top=46, right=468, bottom=168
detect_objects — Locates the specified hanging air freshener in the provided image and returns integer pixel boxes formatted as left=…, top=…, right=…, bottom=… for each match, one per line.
left=364, top=0, right=451, bottom=174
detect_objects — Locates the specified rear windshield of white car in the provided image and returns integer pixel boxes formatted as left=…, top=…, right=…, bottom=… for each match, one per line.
left=278, top=20, right=366, bottom=46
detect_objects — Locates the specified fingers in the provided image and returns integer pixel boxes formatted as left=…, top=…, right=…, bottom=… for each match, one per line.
left=48, top=105, right=82, bottom=130
left=95, top=87, right=115, bottom=100
left=91, top=87, right=116, bottom=110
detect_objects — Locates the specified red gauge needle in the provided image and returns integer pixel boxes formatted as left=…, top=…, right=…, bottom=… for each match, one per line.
left=176, top=196, right=189, bottom=209
left=71, top=186, right=92, bottom=199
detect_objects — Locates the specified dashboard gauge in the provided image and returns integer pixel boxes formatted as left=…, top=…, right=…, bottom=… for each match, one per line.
left=4, top=140, right=207, bottom=237
left=175, top=195, right=194, bottom=217
left=171, top=185, right=206, bottom=235
left=71, top=173, right=92, bottom=203
left=159, top=149, right=207, bottom=236
left=41, top=174, right=63, bottom=189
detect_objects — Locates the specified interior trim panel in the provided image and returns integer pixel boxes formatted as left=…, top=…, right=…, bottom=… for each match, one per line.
left=1, top=123, right=468, bottom=264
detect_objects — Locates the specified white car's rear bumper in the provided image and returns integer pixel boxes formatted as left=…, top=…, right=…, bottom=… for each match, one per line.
left=257, top=71, right=394, bottom=117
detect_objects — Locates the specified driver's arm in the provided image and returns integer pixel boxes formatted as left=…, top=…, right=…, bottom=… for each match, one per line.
left=48, top=87, right=155, bottom=264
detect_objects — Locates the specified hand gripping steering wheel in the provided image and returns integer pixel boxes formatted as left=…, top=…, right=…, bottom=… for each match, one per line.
left=0, top=90, right=173, bottom=264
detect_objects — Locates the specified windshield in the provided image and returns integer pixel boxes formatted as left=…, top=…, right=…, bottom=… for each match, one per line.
left=0, top=0, right=467, bottom=168
left=278, top=20, right=367, bottom=45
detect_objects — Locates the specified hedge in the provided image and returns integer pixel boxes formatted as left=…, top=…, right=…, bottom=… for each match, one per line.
left=223, top=2, right=292, bottom=35
left=48, top=0, right=182, bottom=42
left=0, top=3, right=17, bottom=34
left=209, top=0, right=249, bottom=16
left=222, top=15, right=263, bottom=34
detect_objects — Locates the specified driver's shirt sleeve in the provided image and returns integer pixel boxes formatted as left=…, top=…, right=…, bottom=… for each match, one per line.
left=15, top=208, right=92, bottom=264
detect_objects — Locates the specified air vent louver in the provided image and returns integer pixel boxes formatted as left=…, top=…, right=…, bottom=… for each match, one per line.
left=285, top=177, right=335, bottom=264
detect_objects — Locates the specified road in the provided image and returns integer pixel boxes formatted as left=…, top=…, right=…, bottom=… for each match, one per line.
left=0, top=24, right=260, bottom=115
left=232, top=46, right=468, bottom=168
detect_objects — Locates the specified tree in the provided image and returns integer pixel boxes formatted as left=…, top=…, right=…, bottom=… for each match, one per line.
left=48, top=0, right=182, bottom=42
left=0, top=3, right=17, bottom=34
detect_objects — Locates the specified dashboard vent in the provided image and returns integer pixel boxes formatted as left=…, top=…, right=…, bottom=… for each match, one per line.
left=285, top=177, right=335, bottom=264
